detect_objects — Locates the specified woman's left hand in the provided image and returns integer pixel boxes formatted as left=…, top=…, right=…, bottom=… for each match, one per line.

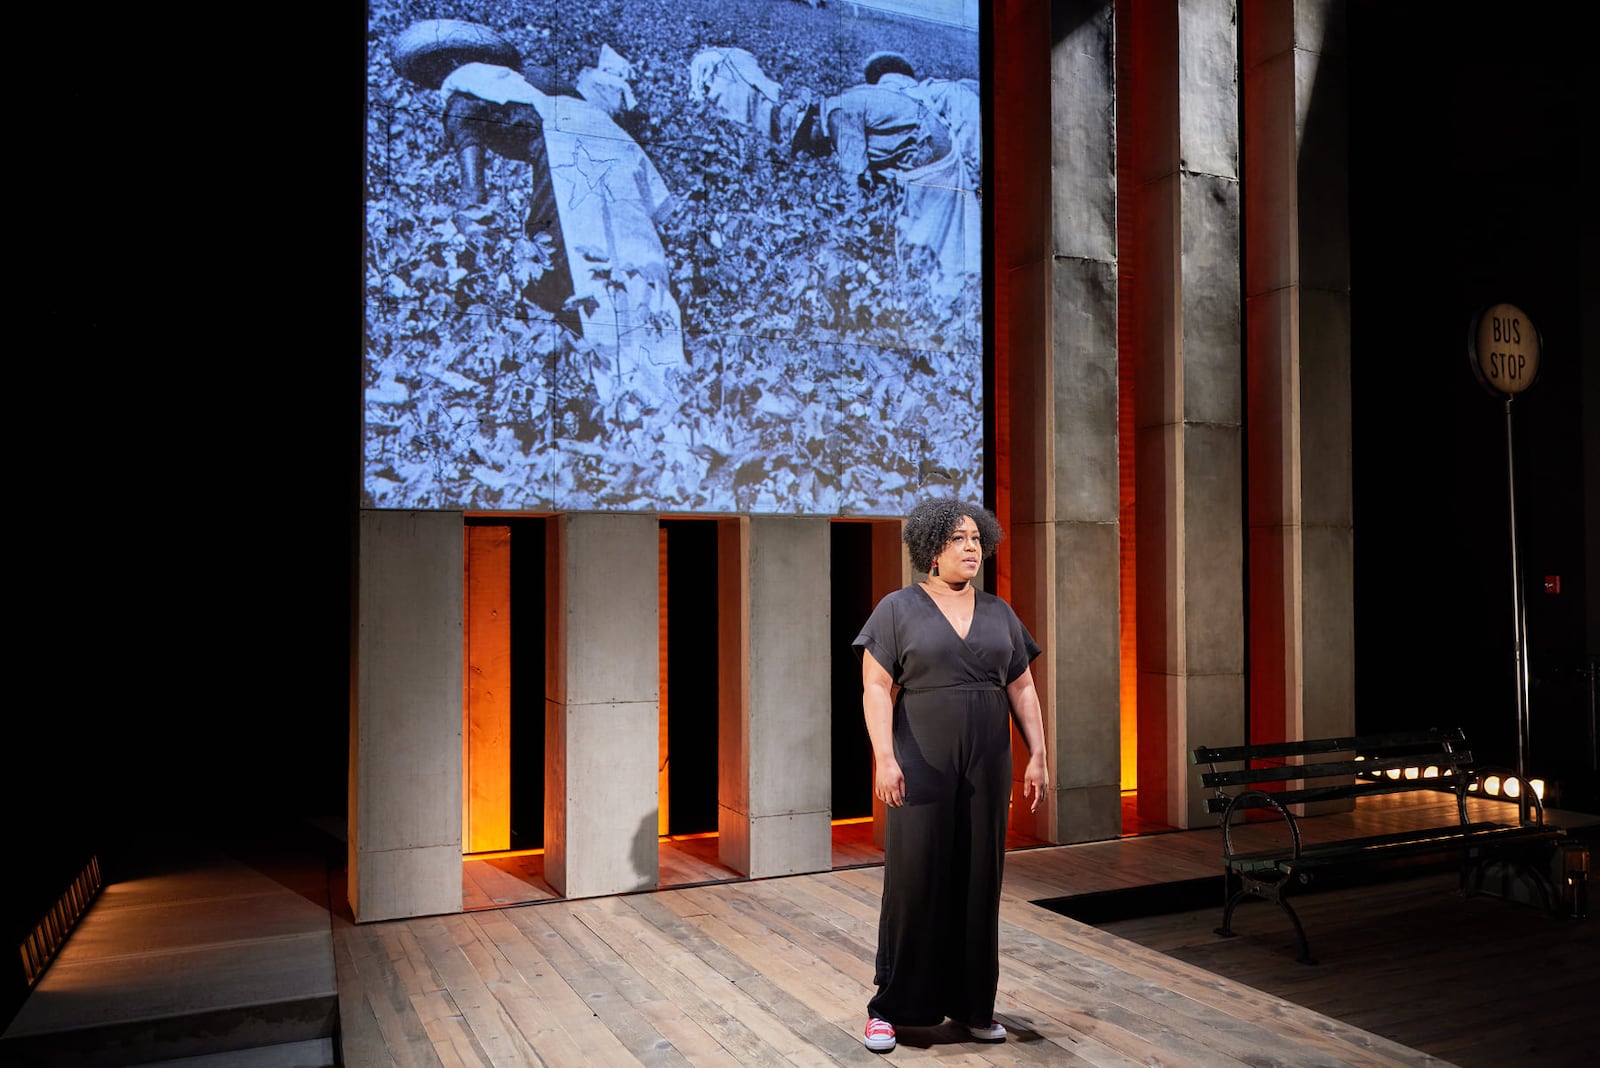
left=1023, top=752, right=1049, bottom=813
left=1006, top=666, right=1049, bottom=813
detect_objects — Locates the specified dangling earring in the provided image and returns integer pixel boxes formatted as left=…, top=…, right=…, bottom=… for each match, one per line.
left=931, top=562, right=939, bottom=577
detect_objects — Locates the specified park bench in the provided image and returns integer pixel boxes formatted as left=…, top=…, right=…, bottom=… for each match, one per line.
left=1191, top=727, right=1565, bottom=963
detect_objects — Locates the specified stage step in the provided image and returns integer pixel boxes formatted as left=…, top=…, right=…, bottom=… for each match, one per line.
left=0, top=826, right=340, bottom=1068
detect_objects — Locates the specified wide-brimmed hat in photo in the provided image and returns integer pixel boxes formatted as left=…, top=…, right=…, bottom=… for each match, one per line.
left=393, top=19, right=521, bottom=89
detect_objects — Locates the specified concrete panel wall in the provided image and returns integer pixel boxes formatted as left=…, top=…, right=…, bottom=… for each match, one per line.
left=544, top=513, right=660, bottom=899
left=719, top=517, right=833, bottom=877
left=1243, top=0, right=1354, bottom=750
left=1007, top=1, right=1123, bottom=844
left=1128, top=0, right=1247, bottom=830
left=351, top=510, right=464, bottom=922
left=1051, top=4, right=1118, bottom=264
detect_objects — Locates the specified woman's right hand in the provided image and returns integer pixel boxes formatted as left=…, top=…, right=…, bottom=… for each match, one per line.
left=874, top=755, right=906, bottom=807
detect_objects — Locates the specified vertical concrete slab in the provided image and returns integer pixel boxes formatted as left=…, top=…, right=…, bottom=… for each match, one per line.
left=718, top=517, right=832, bottom=877
left=1003, top=1, right=1122, bottom=845
left=994, top=0, right=1054, bottom=607
left=1243, top=0, right=1354, bottom=752
left=1051, top=4, right=1118, bottom=265
left=1128, top=0, right=1248, bottom=830
left=543, top=513, right=660, bottom=899
left=351, top=510, right=464, bottom=923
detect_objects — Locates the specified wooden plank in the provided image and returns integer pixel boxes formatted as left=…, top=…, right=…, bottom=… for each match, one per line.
left=830, top=821, right=884, bottom=868
left=331, top=923, right=396, bottom=1068
left=597, top=892, right=828, bottom=1065
left=463, top=856, right=558, bottom=911
left=493, top=905, right=661, bottom=1067
left=336, top=921, right=445, bottom=1068
left=672, top=885, right=868, bottom=1014
left=528, top=904, right=692, bottom=1065
left=658, top=837, right=744, bottom=888
left=410, top=915, right=544, bottom=1067
left=635, top=890, right=845, bottom=1067
left=738, top=878, right=888, bottom=993
left=472, top=909, right=632, bottom=1068
left=643, top=888, right=857, bottom=1061
left=409, top=986, right=494, bottom=1068
left=588, top=888, right=870, bottom=1061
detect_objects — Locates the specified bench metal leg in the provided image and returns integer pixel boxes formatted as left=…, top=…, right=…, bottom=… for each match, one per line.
left=1279, top=897, right=1317, bottom=965
left=1215, top=887, right=1245, bottom=938
left=1215, top=870, right=1241, bottom=937
left=1215, top=870, right=1318, bottom=964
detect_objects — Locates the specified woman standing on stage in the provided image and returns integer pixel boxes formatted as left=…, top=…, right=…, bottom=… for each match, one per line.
left=853, top=497, right=1049, bottom=1053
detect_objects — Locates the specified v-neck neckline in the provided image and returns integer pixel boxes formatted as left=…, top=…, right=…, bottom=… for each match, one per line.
left=916, top=582, right=977, bottom=642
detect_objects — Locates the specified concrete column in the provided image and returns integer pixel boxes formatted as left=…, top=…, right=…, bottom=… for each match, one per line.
left=544, top=512, right=660, bottom=899
left=1007, top=0, right=1122, bottom=845
left=718, top=517, right=833, bottom=877
left=350, top=510, right=464, bottom=922
left=1243, top=0, right=1354, bottom=756
left=1127, top=0, right=1247, bottom=830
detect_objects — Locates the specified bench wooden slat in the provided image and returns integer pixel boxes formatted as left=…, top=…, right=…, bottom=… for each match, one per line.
left=1191, top=728, right=1467, bottom=765
left=1199, top=755, right=1474, bottom=790
left=1224, top=821, right=1528, bottom=865
left=1201, top=772, right=1476, bottom=813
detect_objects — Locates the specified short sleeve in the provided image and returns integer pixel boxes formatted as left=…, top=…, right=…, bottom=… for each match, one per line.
left=853, top=593, right=901, bottom=682
left=1001, top=601, right=1042, bottom=685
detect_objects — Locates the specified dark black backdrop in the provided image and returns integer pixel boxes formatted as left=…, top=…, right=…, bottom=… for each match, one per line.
left=1346, top=1, right=1595, bottom=808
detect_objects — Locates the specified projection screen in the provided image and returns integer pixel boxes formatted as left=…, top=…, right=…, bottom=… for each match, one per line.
left=365, top=0, right=983, bottom=514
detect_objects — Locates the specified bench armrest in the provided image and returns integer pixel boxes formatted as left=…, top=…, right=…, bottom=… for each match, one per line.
left=1471, top=766, right=1548, bottom=826
left=1219, top=789, right=1301, bottom=863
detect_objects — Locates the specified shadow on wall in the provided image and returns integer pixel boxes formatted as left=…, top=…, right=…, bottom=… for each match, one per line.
left=633, top=810, right=659, bottom=890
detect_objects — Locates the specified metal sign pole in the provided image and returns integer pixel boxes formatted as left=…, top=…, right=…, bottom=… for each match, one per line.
left=1503, top=395, right=1530, bottom=817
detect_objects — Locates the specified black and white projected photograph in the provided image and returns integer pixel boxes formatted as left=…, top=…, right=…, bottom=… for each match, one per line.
left=365, top=0, right=983, bottom=514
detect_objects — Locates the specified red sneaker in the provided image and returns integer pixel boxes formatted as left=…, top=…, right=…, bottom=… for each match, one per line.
left=863, top=1016, right=896, bottom=1052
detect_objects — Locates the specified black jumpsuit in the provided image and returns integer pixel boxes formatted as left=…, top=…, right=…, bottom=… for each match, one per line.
left=853, top=584, right=1041, bottom=1027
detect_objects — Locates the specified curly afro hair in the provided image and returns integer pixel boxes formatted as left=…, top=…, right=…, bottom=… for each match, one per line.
left=863, top=50, right=916, bottom=84
left=902, top=497, right=1003, bottom=573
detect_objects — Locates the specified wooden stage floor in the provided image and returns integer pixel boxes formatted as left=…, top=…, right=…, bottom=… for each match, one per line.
left=336, top=794, right=1599, bottom=1067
